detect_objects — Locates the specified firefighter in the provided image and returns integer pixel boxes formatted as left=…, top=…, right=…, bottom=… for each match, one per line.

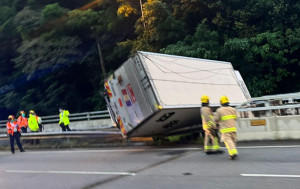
left=28, top=110, right=40, bottom=144
left=201, top=95, right=222, bottom=154
left=7, top=115, right=25, bottom=154
left=214, top=96, right=238, bottom=160
left=59, top=108, right=71, bottom=131
left=17, top=110, right=28, bottom=133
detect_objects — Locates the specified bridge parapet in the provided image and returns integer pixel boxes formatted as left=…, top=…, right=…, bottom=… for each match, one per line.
left=0, top=110, right=113, bottom=134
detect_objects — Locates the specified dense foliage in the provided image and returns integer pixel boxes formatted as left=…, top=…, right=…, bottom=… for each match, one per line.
left=0, top=0, right=299, bottom=119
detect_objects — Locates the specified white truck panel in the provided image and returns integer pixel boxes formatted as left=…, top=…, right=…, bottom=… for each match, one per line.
left=139, top=51, right=248, bottom=106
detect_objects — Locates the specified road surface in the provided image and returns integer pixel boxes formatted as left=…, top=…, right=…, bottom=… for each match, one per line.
left=1, top=141, right=300, bottom=189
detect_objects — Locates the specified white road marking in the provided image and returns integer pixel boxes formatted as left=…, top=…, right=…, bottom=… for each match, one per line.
left=1, top=145, right=300, bottom=155
left=236, top=145, right=300, bottom=149
left=5, top=170, right=136, bottom=176
left=3, top=148, right=201, bottom=154
left=241, top=174, right=300, bottom=178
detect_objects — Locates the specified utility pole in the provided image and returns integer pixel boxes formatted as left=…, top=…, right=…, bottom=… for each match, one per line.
left=139, top=0, right=146, bottom=28
left=91, top=27, right=106, bottom=79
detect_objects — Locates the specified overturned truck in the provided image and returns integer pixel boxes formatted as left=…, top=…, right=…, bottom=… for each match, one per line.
left=104, top=51, right=250, bottom=138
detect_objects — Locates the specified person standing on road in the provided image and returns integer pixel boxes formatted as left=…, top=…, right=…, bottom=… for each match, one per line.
left=59, top=108, right=71, bottom=131
left=28, top=110, right=40, bottom=144
left=35, top=113, right=43, bottom=132
left=201, top=95, right=222, bottom=154
left=214, top=96, right=238, bottom=160
left=17, top=110, right=28, bottom=133
left=7, top=115, right=25, bottom=154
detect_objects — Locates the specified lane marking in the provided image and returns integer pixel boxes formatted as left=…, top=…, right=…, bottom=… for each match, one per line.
left=241, top=174, right=300, bottom=178
left=2, top=148, right=201, bottom=154
left=236, top=145, right=300, bottom=149
left=1, top=145, right=300, bottom=155
left=5, top=170, right=136, bottom=176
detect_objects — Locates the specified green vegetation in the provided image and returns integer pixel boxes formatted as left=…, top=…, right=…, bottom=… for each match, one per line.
left=0, top=0, right=300, bottom=119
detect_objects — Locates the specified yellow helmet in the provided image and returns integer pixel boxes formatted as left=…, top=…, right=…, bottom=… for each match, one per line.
left=29, top=110, right=35, bottom=114
left=8, top=115, right=15, bottom=120
left=220, top=95, right=229, bottom=104
left=201, top=95, right=210, bottom=103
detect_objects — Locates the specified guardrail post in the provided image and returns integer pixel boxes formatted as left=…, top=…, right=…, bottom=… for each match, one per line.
left=87, top=113, right=90, bottom=121
left=265, top=100, right=272, bottom=116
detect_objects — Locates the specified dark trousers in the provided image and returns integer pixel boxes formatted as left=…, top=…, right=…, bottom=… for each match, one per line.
left=21, top=127, right=27, bottom=133
left=60, top=123, right=71, bottom=131
left=9, top=132, right=24, bottom=153
left=38, top=124, right=43, bottom=132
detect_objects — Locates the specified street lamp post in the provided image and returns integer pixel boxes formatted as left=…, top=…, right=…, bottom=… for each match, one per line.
left=91, top=26, right=106, bottom=79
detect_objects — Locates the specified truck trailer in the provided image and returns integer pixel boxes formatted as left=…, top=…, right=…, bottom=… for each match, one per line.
left=104, top=51, right=250, bottom=138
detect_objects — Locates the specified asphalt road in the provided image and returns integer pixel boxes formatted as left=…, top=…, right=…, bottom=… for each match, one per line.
left=1, top=142, right=300, bottom=189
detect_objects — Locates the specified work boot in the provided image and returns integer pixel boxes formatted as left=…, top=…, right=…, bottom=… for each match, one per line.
left=228, top=154, right=238, bottom=160
left=20, top=149, right=25, bottom=152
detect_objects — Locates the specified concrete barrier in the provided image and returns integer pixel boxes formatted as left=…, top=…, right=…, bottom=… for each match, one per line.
left=0, top=119, right=114, bottom=134
left=43, top=118, right=114, bottom=132
left=237, top=115, right=300, bottom=141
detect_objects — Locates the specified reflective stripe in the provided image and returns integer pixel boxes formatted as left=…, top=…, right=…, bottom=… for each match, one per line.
left=221, top=115, right=237, bottom=121
left=213, top=137, right=220, bottom=150
left=224, top=142, right=231, bottom=155
left=220, top=127, right=237, bottom=133
left=203, top=124, right=210, bottom=129
left=230, top=149, right=238, bottom=155
left=214, top=137, right=219, bottom=145
left=204, top=146, right=212, bottom=150
left=208, top=121, right=215, bottom=126
left=213, top=145, right=220, bottom=150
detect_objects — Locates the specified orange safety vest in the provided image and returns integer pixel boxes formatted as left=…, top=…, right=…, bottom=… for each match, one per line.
left=6, top=121, right=21, bottom=135
left=17, top=116, right=28, bottom=128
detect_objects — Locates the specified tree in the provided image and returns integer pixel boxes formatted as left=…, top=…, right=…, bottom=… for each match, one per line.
left=161, top=23, right=221, bottom=60
left=13, top=6, right=40, bottom=39
left=122, top=0, right=186, bottom=54
left=41, top=3, right=67, bottom=23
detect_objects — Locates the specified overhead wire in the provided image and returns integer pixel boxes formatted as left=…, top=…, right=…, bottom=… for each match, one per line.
left=142, top=54, right=238, bottom=84
left=144, top=54, right=233, bottom=75
left=149, top=79, right=239, bottom=85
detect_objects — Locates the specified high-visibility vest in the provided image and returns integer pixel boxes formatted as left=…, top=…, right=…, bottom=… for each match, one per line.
left=28, top=114, right=39, bottom=132
left=6, top=121, right=21, bottom=135
left=17, top=116, right=28, bottom=128
left=59, top=110, right=70, bottom=125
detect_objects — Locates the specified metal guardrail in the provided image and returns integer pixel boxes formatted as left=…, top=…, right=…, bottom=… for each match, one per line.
left=0, top=130, right=122, bottom=140
left=237, top=104, right=300, bottom=112
left=0, top=110, right=110, bottom=128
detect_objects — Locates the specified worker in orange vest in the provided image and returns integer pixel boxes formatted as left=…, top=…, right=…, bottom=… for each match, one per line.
left=17, top=110, right=28, bottom=133
left=7, top=115, right=25, bottom=154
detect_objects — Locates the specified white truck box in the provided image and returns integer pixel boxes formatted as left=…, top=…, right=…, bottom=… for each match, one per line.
left=104, top=51, right=250, bottom=137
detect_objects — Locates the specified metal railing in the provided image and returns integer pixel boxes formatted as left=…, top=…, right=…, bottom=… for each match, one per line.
left=236, top=92, right=300, bottom=118
left=0, top=110, right=110, bottom=128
